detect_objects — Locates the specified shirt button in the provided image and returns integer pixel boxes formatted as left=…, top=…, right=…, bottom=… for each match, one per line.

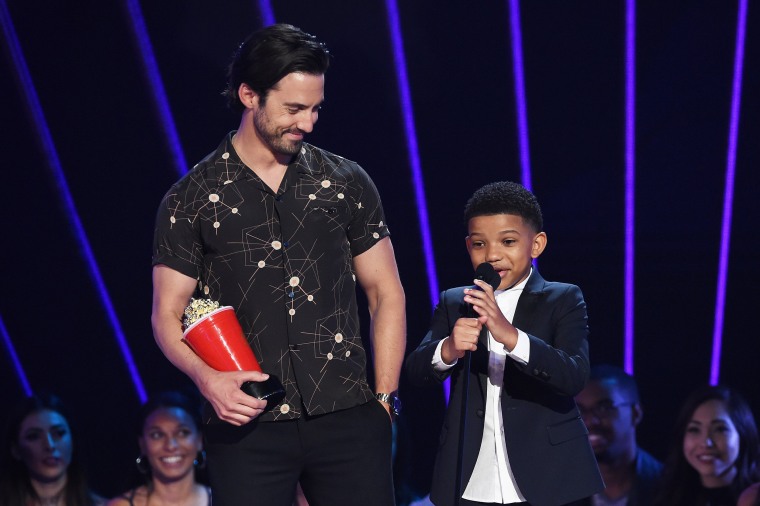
left=280, top=404, right=290, bottom=414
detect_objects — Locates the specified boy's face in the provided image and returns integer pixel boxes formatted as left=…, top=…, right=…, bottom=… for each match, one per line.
left=466, top=213, right=546, bottom=290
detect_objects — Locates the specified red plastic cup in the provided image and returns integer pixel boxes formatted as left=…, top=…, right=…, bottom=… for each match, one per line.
left=182, top=306, right=262, bottom=372
left=182, top=305, right=286, bottom=410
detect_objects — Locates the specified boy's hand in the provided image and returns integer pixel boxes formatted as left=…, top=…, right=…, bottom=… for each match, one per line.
left=441, top=317, right=482, bottom=364
left=464, top=279, right=519, bottom=351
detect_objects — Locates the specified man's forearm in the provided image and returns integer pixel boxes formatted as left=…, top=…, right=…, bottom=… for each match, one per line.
left=370, top=293, right=406, bottom=394
left=151, top=310, right=212, bottom=386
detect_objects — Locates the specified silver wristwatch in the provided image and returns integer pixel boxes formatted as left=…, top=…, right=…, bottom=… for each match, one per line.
left=375, top=392, right=401, bottom=417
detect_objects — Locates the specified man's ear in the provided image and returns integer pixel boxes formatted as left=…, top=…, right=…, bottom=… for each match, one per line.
left=238, top=83, right=259, bottom=109
left=465, top=235, right=472, bottom=254
left=631, top=402, right=644, bottom=427
left=531, top=232, right=547, bottom=259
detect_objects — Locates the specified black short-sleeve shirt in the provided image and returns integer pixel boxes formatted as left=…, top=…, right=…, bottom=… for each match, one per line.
left=153, top=133, right=390, bottom=421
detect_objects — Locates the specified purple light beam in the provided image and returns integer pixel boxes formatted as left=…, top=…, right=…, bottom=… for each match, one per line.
left=507, top=0, right=533, bottom=191
left=1, top=0, right=147, bottom=403
left=122, top=0, right=188, bottom=176
left=624, top=0, right=636, bottom=375
left=0, top=315, right=33, bottom=397
left=384, top=0, right=439, bottom=308
left=710, top=0, right=747, bottom=385
left=257, top=0, right=276, bottom=26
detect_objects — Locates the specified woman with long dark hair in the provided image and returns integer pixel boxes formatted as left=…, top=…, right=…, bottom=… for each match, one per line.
left=654, top=384, right=760, bottom=506
left=0, top=393, right=103, bottom=506
left=107, top=391, right=210, bottom=506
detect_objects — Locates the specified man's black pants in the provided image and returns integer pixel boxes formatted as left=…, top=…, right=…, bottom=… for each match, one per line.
left=205, top=400, right=395, bottom=506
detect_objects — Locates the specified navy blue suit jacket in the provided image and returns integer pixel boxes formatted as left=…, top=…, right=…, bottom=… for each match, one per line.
left=405, top=270, right=604, bottom=506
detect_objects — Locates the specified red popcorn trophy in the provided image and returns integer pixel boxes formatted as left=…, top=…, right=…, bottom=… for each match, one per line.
left=182, top=298, right=286, bottom=411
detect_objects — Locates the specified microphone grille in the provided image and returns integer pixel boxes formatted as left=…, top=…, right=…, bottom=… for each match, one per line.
left=474, top=263, right=500, bottom=291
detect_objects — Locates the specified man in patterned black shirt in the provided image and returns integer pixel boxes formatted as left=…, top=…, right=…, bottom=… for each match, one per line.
left=151, top=24, right=406, bottom=505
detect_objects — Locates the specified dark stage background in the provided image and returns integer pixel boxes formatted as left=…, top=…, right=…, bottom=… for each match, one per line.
left=1, top=0, right=758, bottom=499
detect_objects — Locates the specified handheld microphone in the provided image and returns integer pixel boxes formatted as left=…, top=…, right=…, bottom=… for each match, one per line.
left=469, top=263, right=501, bottom=316
left=474, top=262, right=501, bottom=291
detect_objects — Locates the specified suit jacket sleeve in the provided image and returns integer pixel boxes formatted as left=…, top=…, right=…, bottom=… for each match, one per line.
left=405, top=288, right=466, bottom=387
left=513, top=282, right=590, bottom=397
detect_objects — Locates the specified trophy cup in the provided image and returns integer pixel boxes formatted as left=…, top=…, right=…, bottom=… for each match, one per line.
left=182, top=298, right=286, bottom=411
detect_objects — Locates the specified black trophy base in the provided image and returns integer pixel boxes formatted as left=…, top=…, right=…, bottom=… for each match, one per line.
left=241, top=375, right=286, bottom=412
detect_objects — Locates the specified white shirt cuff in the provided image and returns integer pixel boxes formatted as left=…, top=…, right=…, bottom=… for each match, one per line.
left=432, top=337, right=457, bottom=371
left=505, top=329, right=530, bottom=364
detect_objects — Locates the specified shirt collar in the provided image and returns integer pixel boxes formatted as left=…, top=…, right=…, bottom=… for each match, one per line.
left=205, top=132, right=323, bottom=188
left=494, top=267, right=532, bottom=297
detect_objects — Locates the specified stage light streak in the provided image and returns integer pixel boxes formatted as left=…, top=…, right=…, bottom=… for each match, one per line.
left=1, top=0, right=147, bottom=403
left=624, top=0, right=636, bottom=375
left=507, top=0, right=533, bottom=192
left=384, top=0, right=439, bottom=309
left=122, top=0, right=188, bottom=176
left=384, top=0, right=443, bottom=400
left=257, top=0, right=275, bottom=26
left=711, top=0, right=747, bottom=385
left=0, top=315, right=33, bottom=397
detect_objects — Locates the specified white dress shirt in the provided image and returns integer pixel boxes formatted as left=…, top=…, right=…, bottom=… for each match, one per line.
left=432, top=271, right=532, bottom=504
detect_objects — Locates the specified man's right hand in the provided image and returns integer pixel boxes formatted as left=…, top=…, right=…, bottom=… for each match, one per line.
left=196, top=369, right=271, bottom=426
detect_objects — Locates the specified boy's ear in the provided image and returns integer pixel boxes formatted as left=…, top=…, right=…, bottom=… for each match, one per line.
left=531, top=232, right=547, bottom=259
left=465, top=235, right=472, bottom=253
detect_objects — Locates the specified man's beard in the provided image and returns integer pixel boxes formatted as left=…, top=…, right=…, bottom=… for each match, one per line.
left=253, top=107, right=303, bottom=157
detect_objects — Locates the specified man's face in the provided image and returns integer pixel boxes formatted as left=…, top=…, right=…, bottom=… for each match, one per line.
left=465, top=214, right=545, bottom=291
left=253, top=72, right=324, bottom=157
left=576, top=379, right=639, bottom=462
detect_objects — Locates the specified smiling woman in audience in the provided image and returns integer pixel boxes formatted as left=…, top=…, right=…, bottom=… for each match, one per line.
left=108, top=391, right=210, bottom=506
left=654, top=385, right=760, bottom=506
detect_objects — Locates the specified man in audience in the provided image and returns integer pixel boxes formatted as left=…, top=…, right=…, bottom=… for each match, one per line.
left=572, top=364, right=663, bottom=506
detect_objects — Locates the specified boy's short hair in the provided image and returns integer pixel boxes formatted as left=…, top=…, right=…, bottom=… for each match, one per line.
left=464, top=181, right=543, bottom=232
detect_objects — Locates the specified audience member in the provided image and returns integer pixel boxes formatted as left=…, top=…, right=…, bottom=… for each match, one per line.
left=107, top=391, right=210, bottom=506
left=739, top=482, right=760, bottom=506
left=654, top=384, right=760, bottom=506
left=0, top=392, right=104, bottom=506
left=572, top=364, right=662, bottom=505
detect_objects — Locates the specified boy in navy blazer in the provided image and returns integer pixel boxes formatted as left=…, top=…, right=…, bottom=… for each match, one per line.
left=406, top=181, right=603, bottom=506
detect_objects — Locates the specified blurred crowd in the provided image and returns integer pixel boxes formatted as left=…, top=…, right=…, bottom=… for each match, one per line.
left=2, top=368, right=759, bottom=506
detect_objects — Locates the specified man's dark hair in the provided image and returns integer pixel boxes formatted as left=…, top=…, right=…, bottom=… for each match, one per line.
left=463, top=181, right=543, bottom=232
left=589, top=364, right=640, bottom=403
left=223, top=23, right=331, bottom=111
